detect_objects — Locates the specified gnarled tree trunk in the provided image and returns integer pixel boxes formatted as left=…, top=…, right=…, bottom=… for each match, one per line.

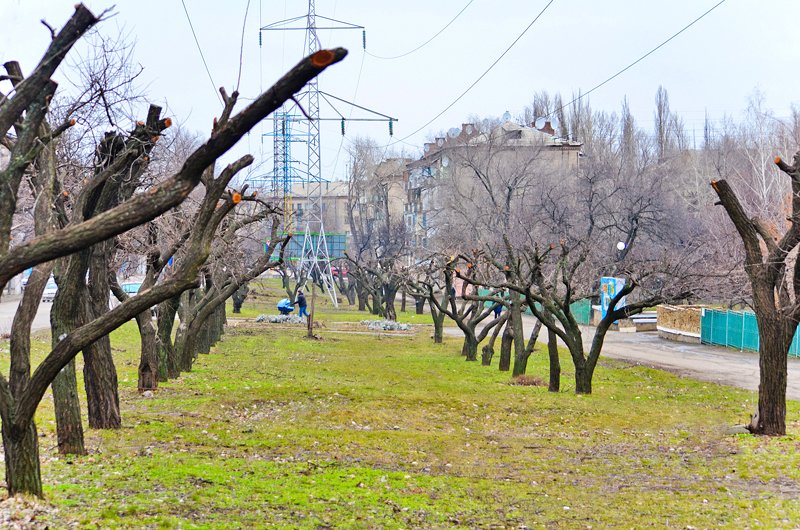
left=547, top=327, right=561, bottom=392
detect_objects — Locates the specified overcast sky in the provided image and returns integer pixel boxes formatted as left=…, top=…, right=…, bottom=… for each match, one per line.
left=2, top=0, right=799, bottom=182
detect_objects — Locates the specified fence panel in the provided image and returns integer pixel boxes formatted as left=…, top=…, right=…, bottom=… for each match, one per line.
left=700, top=308, right=799, bottom=357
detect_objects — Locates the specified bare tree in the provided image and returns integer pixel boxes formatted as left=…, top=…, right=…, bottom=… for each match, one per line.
left=345, top=139, right=410, bottom=320
left=0, top=4, right=347, bottom=496
left=711, top=151, right=800, bottom=435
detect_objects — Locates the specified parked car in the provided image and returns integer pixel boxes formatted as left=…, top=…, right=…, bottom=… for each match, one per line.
left=121, top=281, right=142, bottom=295
left=42, top=278, right=58, bottom=302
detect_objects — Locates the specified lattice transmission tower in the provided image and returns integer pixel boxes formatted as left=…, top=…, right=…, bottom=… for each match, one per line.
left=255, top=0, right=396, bottom=306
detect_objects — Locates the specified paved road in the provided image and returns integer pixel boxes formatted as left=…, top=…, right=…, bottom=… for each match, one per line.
left=445, top=314, right=800, bottom=400
left=0, top=294, right=51, bottom=335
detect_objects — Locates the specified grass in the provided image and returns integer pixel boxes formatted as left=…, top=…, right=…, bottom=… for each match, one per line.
left=1, top=288, right=799, bottom=528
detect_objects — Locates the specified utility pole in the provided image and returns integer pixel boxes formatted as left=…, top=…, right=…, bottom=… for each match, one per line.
left=258, top=1, right=397, bottom=313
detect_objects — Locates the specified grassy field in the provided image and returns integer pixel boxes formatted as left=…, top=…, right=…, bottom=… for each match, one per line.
left=2, top=282, right=799, bottom=528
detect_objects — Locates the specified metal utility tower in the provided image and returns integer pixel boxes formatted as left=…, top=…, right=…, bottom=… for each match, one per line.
left=259, top=1, right=397, bottom=306
left=261, top=1, right=364, bottom=306
left=269, top=110, right=305, bottom=230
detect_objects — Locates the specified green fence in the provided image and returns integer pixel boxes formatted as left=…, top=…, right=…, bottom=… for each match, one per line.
left=700, top=308, right=800, bottom=357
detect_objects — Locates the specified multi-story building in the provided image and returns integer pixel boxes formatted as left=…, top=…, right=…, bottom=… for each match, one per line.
left=288, top=180, right=350, bottom=235
left=405, top=119, right=583, bottom=257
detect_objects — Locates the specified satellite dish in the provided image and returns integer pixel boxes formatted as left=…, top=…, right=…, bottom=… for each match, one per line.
left=465, top=124, right=474, bottom=134
left=447, top=127, right=460, bottom=138
left=534, top=117, right=546, bottom=130
left=502, top=111, right=512, bottom=122
left=550, top=116, right=560, bottom=133
left=442, top=156, right=450, bottom=167
left=436, top=138, right=444, bottom=147
left=424, top=144, right=430, bottom=153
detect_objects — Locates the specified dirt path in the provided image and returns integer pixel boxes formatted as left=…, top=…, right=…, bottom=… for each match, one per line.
left=444, top=313, right=800, bottom=400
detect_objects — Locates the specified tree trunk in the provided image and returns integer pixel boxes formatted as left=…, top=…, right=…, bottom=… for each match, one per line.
left=750, top=314, right=792, bottom=435
left=136, top=311, right=158, bottom=392
left=51, top=358, right=85, bottom=454
left=357, top=285, right=367, bottom=311
left=83, top=241, right=121, bottom=429
left=307, top=281, right=316, bottom=338
left=174, top=323, right=192, bottom=373
left=344, top=281, right=356, bottom=305
left=414, top=296, right=425, bottom=315
left=157, top=296, right=180, bottom=380
left=510, top=295, right=529, bottom=376
left=371, top=291, right=382, bottom=315
left=498, top=324, right=513, bottom=371
left=575, top=363, right=593, bottom=394
left=481, top=314, right=505, bottom=366
left=384, top=285, right=397, bottom=321
left=547, top=327, right=560, bottom=392
left=461, top=333, right=479, bottom=362
left=50, top=287, right=86, bottom=455
left=209, top=303, right=225, bottom=345
left=196, top=318, right=212, bottom=355
left=82, top=339, right=121, bottom=429
left=432, top=310, right=445, bottom=344
left=2, top=421, right=41, bottom=497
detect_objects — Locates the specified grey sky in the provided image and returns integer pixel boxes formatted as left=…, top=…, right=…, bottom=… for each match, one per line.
left=2, top=1, right=798, bottom=181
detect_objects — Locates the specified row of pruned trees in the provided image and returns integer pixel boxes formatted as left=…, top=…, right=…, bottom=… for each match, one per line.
left=411, top=88, right=800, bottom=436
left=0, top=5, right=347, bottom=496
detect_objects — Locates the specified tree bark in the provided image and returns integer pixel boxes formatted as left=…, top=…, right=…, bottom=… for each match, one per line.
left=50, top=275, right=86, bottom=455
left=547, top=327, right=560, bottom=392
left=432, top=309, right=445, bottom=344
left=384, top=285, right=397, bottom=321
left=51, top=358, right=85, bottom=455
left=357, top=284, right=367, bottom=311
left=575, top=363, right=592, bottom=394
left=750, top=313, right=792, bottom=434
left=83, top=242, right=120, bottom=429
left=4, top=264, right=51, bottom=496
left=461, top=332, right=479, bottom=362
left=498, top=325, right=513, bottom=371
left=135, top=310, right=158, bottom=391
left=481, top=312, right=506, bottom=366
left=157, top=296, right=180, bottom=380
left=2, top=421, right=41, bottom=497
left=510, top=294, right=529, bottom=376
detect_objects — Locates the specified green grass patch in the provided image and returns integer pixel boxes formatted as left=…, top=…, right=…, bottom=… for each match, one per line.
left=1, top=302, right=799, bottom=528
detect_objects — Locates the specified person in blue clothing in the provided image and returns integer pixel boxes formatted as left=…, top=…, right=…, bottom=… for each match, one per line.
left=493, top=289, right=506, bottom=318
left=294, top=290, right=308, bottom=318
left=493, top=300, right=503, bottom=319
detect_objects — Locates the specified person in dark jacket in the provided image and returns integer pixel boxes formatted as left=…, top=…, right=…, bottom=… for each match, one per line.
left=294, top=290, right=308, bottom=318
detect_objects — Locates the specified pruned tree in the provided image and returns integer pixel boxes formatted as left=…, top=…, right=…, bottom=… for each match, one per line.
left=0, top=4, right=347, bottom=496
left=345, top=140, right=410, bottom=320
left=424, top=259, right=504, bottom=361
left=711, top=151, right=800, bottom=435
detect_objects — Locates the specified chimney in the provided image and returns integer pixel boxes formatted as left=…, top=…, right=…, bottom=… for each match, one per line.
left=535, top=120, right=556, bottom=136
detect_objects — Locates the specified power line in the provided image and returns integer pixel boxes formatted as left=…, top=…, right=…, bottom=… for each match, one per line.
left=179, top=0, right=222, bottom=104
left=553, top=0, right=729, bottom=121
left=365, top=0, right=475, bottom=60
left=236, top=0, right=252, bottom=92
left=392, top=0, right=556, bottom=145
